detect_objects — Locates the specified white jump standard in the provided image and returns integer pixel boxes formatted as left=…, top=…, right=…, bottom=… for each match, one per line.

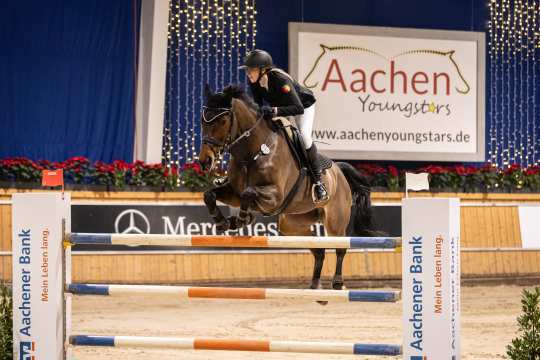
left=11, top=193, right=461, bottom=359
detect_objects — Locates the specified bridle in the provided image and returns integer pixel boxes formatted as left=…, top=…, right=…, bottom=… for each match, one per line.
left=201, top=105, right=264, bottom=154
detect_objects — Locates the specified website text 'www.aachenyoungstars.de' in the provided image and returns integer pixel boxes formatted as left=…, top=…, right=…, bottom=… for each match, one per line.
left=312, top=128, right=471, bottom=145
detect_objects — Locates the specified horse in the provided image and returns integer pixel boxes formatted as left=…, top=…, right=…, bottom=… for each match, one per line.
left=198, top=85, right=377, bottom=291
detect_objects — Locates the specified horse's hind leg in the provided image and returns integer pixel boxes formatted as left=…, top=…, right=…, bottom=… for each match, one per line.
left=309, top=249, right=325, bottom=290
left=325, top=214, right=349, bottom=290
left=333, top=249, right=347, bottom=290
left=323, top=178, right=352, bottom=290
left=278, top=211, right=323, bottom=289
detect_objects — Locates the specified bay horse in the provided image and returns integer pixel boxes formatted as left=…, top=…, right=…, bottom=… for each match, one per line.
left=198, top=85, right=376, bottom=291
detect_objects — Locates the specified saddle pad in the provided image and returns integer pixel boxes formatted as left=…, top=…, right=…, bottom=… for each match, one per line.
left=273, top=116, right=333, bottom=171
left=315, top=153, right=333, bottom=171
left=273, top=116, right=296, bottom=139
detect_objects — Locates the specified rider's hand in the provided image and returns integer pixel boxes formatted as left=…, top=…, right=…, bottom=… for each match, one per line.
left=261, top=105, right=275, bottom=120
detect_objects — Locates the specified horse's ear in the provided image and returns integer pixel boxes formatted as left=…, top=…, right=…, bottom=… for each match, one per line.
left=204, top=84, right=213, bottom=100
left=230, top=97, right=240, bottom=112
left=231, top=98, right=246, bottom=116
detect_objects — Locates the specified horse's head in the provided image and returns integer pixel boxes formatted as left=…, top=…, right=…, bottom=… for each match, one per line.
left=198, top=84, right=257, bottom=172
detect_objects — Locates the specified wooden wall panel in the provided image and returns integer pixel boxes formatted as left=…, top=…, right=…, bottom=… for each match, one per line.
left=0, top=205, right=11, bottom=251
left=0, top=255, right=11, bottom=281
left=3, top=248, right=539, bottom=285
left=459, top=207, right=523, bottom=248
left=1, top=191, right=539, bottom=284
left=66, top=251, right=538, bottom=285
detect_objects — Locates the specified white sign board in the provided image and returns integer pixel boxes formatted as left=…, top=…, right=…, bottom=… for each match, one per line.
left=519, top=206, right=540, bottom=249
left=12, top=193, right=69, bottom=360
left=289, top=23, right=485, bottom=161
left=402, top=198, right=461, bottom=359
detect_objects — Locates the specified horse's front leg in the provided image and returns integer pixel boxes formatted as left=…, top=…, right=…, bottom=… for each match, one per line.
left=229, top=184, right=281, bottom=230
left=229, top=187, right=257, bottom=229
left=203, top=184, right=240, bottom=233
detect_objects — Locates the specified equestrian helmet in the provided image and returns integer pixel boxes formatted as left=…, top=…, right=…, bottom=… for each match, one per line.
left=239, top=49, right=273, bottom=69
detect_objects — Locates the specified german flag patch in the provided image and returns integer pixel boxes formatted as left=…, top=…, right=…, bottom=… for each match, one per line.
left=281, top=84, right=291, bottom=93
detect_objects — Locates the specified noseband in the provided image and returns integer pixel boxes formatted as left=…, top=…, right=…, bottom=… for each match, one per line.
left=202, top=105, right=263, bottom=152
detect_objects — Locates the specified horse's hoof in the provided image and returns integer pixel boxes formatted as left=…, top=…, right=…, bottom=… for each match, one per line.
left=310, top=280, right=323, bottom=290
left=246, top=213, right=255, bottom=225
left=216, top=219, right=230, bottom=233
left=227, top=216, right=239, bottom=230
left=332, top=282, right=346, bottom=290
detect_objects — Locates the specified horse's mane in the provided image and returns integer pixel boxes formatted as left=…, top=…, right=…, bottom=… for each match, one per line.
left=206, top=85, right=258, bottom=111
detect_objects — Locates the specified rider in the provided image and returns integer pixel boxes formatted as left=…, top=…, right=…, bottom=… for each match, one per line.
left=239, top=49, right=329, bottom=204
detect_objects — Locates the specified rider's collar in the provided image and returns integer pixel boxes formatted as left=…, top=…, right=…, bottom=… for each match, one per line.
left=258, top=74, right=269, bottom=90
left=257, top=68, right=270, bottom=90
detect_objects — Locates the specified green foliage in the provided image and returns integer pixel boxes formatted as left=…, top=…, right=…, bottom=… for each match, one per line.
left=0, top=282, right=12, bottom=360
left=507, top=287, right=540, bottom=360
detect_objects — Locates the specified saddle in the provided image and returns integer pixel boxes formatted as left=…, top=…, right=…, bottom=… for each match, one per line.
left=253, top=117, right=333, bottom=217
left=272, top=116, right=333, bottom=172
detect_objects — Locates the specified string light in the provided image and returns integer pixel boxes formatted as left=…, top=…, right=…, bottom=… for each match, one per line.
left=162, top=0, right=175, bottom=167
left=163, top=0, right=257, bottom=171
left=488, top=0, right=539, bottom=168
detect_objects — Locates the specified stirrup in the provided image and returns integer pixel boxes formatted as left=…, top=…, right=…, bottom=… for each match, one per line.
left=312, top=182, right=329, bottom=203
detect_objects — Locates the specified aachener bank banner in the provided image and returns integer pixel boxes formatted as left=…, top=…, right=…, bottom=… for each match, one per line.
left=289, top=23, right=485, bottom=162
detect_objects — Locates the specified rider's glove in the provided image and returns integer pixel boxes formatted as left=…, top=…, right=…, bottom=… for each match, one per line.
left=261, top=105, right=275, bottom=120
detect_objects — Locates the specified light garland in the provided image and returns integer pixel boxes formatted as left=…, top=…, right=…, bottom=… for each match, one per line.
left=163, top=0, right=255, bottom=169
left=488, top=0, right=540, bottom=168
left=162, top=0, right=257, bottom=172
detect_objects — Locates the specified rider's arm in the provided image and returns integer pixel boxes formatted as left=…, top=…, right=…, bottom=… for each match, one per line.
left=272, top=75, right=304, bottom=117
left=249, top=82, right=264, bottom=107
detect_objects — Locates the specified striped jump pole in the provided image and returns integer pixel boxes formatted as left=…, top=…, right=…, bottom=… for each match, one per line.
left=69, top=335, right=402, bottom=356
left=67, top=284, right=401, bottom=303
left=67, top=233, right=402, bottom=249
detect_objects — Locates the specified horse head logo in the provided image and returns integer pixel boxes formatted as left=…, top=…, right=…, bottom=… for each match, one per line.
left=302, top=44, right=471, bottom=94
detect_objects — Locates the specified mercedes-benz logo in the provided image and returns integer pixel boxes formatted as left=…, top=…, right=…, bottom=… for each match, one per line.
left=114, top=209, right=151, bottom=234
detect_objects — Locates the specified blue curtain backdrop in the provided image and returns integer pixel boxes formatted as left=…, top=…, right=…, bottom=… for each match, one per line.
left=166, top=0, right=540, bottom=168
left=0, top=0, right=138, bottom=162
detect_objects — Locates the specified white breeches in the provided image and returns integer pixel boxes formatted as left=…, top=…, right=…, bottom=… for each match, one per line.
left=296, top=104, right=315, bottom=149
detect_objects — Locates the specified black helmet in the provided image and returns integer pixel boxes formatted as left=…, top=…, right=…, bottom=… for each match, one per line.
left=239, top=49, right=273, bottom=69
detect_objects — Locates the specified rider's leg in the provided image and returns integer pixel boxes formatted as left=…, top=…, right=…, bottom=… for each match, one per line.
left=296, top=104, right=329, bottom=203
left=296, top=104, right=315, bottom=149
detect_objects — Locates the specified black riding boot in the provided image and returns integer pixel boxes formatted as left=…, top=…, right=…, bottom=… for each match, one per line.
left=307, top=144, right=329, bottom=203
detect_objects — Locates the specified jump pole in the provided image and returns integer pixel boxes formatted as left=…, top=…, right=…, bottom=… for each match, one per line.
left=11, top=193, right=460, bottom=359
left=68, top=233, right=402, bottom=249
left=67, top=284, right=401, bottom=302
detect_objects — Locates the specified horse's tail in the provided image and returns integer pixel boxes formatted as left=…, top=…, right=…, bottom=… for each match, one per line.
left=336, top=162, right=384, bottom=237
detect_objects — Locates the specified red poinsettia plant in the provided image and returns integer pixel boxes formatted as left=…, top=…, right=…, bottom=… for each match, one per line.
left=0, top=157, right=214, bottom=191
left=180, top=162, right=215, bottom=190
left=0, top=156, right=539, bottom=192
left=355, top=163, right=540, bottom=192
